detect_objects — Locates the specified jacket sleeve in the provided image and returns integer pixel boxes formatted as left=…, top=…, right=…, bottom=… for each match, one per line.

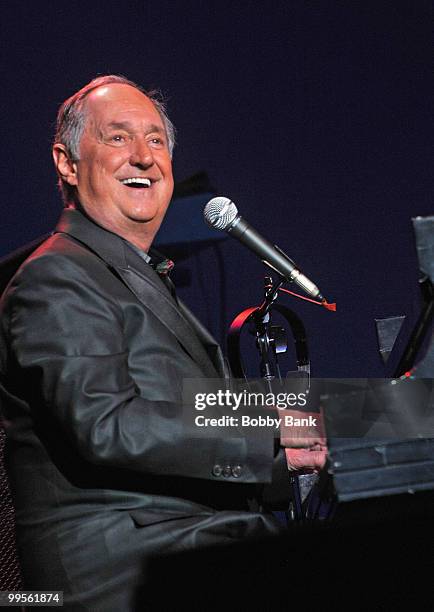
left=3, top=246, right=282, bottom=485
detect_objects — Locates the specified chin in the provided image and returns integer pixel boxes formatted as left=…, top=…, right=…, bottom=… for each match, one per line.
left=127, top=209, right=163, bottom=226
left=126, top=204, right=157, bottom=221
left=126, top=215, right=155, bottom=225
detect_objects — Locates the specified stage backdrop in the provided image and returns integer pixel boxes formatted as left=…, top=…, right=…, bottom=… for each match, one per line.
left=2, top=1, right=433, bottom=376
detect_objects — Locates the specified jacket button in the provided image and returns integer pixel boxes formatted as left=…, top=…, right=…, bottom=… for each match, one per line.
left=222, top=465, right=232, bottom=478
left=231, top=465, right=242, bottom=478
left=212, top=464, right=223, bottom=477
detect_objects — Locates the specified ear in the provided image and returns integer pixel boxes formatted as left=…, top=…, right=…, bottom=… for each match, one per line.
left=52, top=144, right=78, bottom=186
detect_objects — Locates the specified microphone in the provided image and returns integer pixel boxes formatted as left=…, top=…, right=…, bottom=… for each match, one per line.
left=204, top=196, right=324, bottom=300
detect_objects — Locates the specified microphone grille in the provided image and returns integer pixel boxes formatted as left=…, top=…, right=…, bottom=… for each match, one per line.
left=203, top=197, right=238, bottom=230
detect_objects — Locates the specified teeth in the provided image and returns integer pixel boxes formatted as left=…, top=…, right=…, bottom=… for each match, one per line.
left=121, top=177, right=151, bottom=187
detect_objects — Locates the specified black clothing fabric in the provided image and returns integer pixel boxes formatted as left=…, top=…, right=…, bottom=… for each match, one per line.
left=0, top=209, right=288, bottom=610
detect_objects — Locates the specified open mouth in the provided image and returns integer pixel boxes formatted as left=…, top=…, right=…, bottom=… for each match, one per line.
left=119, top=177, right=152, bottom=189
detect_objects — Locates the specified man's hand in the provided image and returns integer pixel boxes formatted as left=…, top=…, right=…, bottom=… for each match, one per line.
left=284, top=446, right=327, bottom=472
left=279, top=408, right=326, bottom=448
left=279, top=408, right=327, bottom=472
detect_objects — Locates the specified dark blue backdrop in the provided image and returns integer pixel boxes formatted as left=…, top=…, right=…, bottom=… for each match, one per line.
left=2, top=1, right=433, bottom=376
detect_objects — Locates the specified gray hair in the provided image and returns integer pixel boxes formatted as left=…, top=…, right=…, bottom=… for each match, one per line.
left=54, top=75, right=176, bottom=204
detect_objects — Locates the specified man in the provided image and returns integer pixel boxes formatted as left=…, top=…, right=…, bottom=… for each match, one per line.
left=0, top=76, right=326, bottom=610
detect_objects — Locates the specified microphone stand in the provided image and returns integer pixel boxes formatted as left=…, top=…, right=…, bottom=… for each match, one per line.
left=253, top=277, right=285, bottom=386
left=227, top=275, right=312, bottom=522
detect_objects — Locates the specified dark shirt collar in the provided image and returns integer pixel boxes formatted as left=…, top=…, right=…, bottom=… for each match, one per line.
left=122, top=239, right=175, bottom=276
left=122, top=239, right=151, bottom=264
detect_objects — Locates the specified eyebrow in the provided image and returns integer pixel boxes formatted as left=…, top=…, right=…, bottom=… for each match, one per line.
left=106, top=121, right=165, bottom=135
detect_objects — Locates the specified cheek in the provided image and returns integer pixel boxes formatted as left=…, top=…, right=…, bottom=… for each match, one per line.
left=163, top=165, right=175, bottom=191
left=87, top=159, right=118, bottom=190
left=97, top=162, right=111, bottom=183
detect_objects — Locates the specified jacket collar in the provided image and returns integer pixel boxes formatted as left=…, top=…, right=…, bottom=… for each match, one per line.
left=55, top=208, right=175, bottom=299
left=54, top=208, right=222, bottom=378
left=55, top=208, right=130, bottom=268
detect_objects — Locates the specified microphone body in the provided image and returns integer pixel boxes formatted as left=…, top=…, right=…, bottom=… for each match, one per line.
left=204, top=197, right=324, bottom=300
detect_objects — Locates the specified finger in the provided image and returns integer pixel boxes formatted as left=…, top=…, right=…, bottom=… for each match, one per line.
left=280, top=435, right=327, bottom=449
left=309, top=443, right=328, bottom=452
left=285, top=448, right=327, bottom=471
left=279, top=409, right=327, bottom=448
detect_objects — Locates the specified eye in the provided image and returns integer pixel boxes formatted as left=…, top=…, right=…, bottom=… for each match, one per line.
left=111, top=134, right=126, bottom=144
left=148, top=136, right=166, bottom=148
left=103, top=132, right=130, bottom=147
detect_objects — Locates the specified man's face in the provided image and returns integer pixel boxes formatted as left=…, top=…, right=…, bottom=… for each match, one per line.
left=66, top=83, right=174, bottom=244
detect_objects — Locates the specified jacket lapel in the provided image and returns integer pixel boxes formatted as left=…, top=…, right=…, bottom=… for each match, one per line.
left=115, top=263, right=220, bottom=379
left=176, top=299, right=229, bottom=379
left=55, top=209, right=221, bottom=378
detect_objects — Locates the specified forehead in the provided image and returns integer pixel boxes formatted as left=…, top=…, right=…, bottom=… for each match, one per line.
left=83, top=83, right=163, bottom=129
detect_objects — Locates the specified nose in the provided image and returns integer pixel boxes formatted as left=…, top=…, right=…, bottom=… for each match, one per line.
left=129, top=137, right=154, bottom=169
